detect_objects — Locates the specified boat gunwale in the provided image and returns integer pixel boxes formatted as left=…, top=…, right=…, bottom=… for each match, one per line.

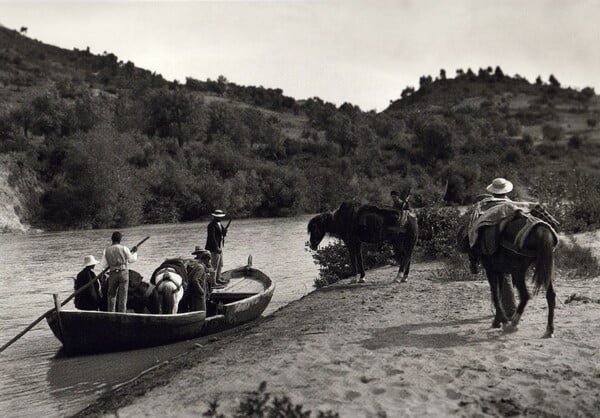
left=217, top=267, right=275, bottom=309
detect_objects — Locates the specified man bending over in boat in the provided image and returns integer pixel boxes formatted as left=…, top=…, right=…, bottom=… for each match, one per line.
left=100, top=231, right=138, bottom=313
left=183, top=247, right=214, bottom=312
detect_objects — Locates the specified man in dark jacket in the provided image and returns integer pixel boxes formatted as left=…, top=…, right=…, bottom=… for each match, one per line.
left=74, top=255, right=102, bottom=311
left=205, top=209, right=229, bottom=286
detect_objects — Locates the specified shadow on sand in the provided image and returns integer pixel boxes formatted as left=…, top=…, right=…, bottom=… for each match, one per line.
left=359, top=317, right=495, bottom=350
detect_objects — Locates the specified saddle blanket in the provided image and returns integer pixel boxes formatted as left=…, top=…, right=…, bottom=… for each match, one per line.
left=357, top=204, right=411, bottom=241
left=468, top=199, right=558, bottom=253
left=150, top=259, right=188, bottom=290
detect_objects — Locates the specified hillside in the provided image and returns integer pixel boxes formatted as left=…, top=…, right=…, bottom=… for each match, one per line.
left=1, top=26, right=600, bottom=231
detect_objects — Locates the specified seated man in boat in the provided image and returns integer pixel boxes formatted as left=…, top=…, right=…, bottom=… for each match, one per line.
left=74, top=255, right=102, bottom=311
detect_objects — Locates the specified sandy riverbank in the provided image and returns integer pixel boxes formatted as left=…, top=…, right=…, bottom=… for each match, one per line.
left=75, top=262, right=600, bottom=417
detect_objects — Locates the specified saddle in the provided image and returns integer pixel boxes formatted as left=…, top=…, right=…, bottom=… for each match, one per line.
left=356, top=204, right=410, bottom=242
left=151, top=259, right=189, bottom=291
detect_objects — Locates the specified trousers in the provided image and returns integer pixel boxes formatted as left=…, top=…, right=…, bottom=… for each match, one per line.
left=210, top=251, right=223, bottom=283
left=107, top=269, right=129, bottom=313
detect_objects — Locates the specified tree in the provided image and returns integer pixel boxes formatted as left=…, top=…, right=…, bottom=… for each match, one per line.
left=401, top=86, right=415, bottom=99
left=494, top=66, right=504, bottom=80
left=549, top=74, right=560, bottom=87
left=439, top=69, right=446, bottom=80
left=413, top=120, right=454, bottom=165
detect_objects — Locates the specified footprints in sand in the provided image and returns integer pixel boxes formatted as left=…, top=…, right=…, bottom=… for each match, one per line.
left=344, top=390, right=361, bottom=401
left=494, top=354, right=509, bottom=363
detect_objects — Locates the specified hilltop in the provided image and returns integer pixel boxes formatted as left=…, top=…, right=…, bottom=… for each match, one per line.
left=1, top=26, right=600, bottom=231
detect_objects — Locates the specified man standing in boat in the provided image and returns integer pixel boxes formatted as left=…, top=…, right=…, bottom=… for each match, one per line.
left=100, top=231, right=138, bottom=312
left=205, top=209, right=229, bottom=287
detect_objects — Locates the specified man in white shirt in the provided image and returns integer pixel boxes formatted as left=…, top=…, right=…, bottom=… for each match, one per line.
left=101, top=231, right=138, bottom=312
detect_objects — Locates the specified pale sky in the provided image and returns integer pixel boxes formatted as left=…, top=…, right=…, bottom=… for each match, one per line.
left=1, top=0, right=599, bottom=111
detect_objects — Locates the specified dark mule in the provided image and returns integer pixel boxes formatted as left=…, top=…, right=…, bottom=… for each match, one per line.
left=126, top=272, right=160, bottom=314
left=458, top=213, right=557, bottom=338
left=308, top=200, right=418, bottom=283
left=98, top=270, right=160, bottom=314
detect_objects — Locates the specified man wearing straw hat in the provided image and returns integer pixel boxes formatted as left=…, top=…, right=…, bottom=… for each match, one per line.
left=205, top=209, right=229, bottom=286
left=74, top=255, right=102, bottom=311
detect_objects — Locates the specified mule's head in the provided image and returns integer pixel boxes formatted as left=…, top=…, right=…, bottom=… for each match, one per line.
left=307, top=213, right=331, bottom=250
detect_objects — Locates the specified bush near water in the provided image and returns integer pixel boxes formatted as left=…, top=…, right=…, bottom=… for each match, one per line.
left=2, top=28, right=600, bottom=232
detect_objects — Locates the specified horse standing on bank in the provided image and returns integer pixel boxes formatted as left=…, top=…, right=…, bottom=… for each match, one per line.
left=458, top=211, right=559, bottom=338
left=308, top=200, right=418, bottom=283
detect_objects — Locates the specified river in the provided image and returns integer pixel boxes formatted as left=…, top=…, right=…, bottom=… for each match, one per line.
left=0, top=215, right=323, bottom=417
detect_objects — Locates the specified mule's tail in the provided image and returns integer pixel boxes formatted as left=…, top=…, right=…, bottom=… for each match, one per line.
left=532, top=226, right=555, bottom=294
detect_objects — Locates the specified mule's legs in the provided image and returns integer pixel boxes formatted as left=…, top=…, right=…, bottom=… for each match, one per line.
left=355, top=242, right=366, bottom=283
left=487, top=272, right=509, bottom=328
left=345, top=241, right=359, bottom=283
left=392, top=240, right=408, bottom=283
left=401, top=260, right=411, bottom=282
left=542, top=281, right=556, bottom=338
left=504, top=273, right=529, bottom=333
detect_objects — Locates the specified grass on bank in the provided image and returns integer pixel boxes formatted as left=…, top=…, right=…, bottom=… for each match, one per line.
left=204, top=381, right=339, bottom=418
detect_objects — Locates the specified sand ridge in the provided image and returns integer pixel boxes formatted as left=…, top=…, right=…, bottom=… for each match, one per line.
left=76, top=262, right=600, bottom=417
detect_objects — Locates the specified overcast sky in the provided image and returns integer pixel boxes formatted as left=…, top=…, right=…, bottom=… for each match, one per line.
left=1, top=0, right=599, bottom=111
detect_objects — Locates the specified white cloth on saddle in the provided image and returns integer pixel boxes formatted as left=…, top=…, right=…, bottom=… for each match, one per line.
left=468, top=198, right=539, bottom=248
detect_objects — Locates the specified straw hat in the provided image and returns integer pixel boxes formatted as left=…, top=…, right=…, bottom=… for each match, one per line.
left=83, top=255, right=99, bottom=268
left=486, top=178, right=513, bottom=195
left=211, top=209, right=226, bottom=218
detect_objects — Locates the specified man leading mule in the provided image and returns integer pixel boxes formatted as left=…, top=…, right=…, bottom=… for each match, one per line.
left=458, top=178, right=559, bottom=338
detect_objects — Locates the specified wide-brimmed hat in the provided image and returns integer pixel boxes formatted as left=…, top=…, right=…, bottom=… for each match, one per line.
left=83, top=255, right=99, bottom=268
left=486, top=178, right=513, bottom=195
left=192, top=246, right=211, bottom=259
left=211, top=209, right=226, bottom=218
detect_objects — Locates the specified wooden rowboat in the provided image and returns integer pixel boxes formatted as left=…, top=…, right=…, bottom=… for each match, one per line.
left=46, top=258, right=274, bottom=355
left=46, top=309, right=206, bottom=356
left=200, top=259, right=275, bottom=336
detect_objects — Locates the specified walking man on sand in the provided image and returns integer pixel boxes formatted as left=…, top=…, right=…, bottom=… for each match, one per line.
left=101, top=231, right=138, bottom=312
left=205, top=209, right=229, bottom=286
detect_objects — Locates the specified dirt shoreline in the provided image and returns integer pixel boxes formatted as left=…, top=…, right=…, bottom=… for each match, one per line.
left=74, top=262, right=600, bottom=417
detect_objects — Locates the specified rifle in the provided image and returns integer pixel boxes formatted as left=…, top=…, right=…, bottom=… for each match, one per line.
left=223, top=218, right=232, bottom=245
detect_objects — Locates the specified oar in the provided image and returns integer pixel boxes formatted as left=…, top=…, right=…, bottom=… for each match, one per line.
left=0, top=236, right=150, bottom=354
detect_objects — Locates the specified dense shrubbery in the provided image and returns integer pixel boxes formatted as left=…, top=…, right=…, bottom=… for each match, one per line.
left=416, top=206, right=464, bottom=259
left=531, top=170, right=600, bottom=233
left=309, top=240, right=393, bottom=288
left=204, top=381, right=339, bottom=418
left=555, top=238, right=600, bottom=280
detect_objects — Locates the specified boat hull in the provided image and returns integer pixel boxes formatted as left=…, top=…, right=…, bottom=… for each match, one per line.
left=201, top=266, right=275, bottom=335
left=46, top=265, right=274, bottom=355
left=47, top=310, right=206, bottom=355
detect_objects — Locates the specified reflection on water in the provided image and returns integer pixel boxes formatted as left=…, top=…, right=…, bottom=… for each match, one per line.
left=0, top=216, right=321, bottom=417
